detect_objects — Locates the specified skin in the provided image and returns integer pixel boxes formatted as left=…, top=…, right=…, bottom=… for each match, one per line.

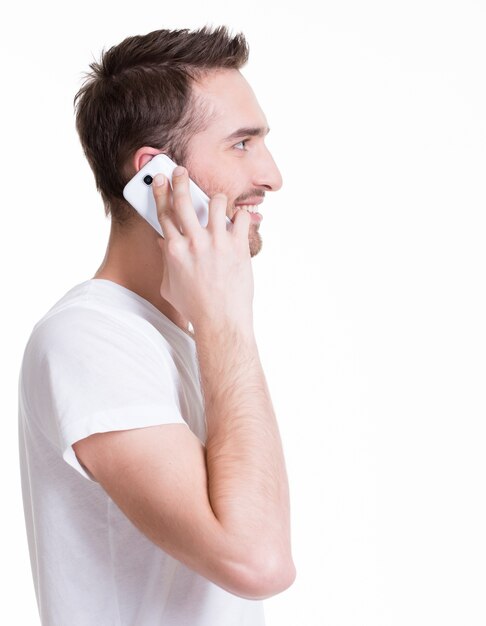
left=184, top=69, right=283, bottom=258
left=73, top=68, right=295, bottom=599
left=94, top=69, right=282, bottom=333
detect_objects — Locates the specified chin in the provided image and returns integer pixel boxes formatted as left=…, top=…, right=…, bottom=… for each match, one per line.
left=249, top=225, right=263, bottom=257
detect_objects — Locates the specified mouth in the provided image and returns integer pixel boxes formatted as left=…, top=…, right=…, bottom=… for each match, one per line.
left=232, top=198, right=264, bottom=224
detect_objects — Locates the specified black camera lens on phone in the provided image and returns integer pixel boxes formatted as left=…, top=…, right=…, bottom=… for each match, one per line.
left=143, top=175, right=153, bottom=186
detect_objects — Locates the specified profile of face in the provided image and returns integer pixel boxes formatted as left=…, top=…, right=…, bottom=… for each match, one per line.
left=183, top=70, right=283, bottom=257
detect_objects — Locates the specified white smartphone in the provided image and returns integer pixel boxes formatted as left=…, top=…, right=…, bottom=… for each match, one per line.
left=123, top=154, right=231, bottom=237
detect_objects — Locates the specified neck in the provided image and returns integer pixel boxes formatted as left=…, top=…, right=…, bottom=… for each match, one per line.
left=94, top=219, right=191, bottom=334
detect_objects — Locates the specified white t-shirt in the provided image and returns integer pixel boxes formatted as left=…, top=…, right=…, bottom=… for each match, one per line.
left=19, top=279, right=265, bottom=626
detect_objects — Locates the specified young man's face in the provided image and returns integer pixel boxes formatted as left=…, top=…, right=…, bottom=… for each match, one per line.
left=183, top=69, right=282, bottom=257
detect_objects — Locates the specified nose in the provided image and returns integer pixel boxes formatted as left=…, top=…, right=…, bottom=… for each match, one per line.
left=252, top=144, right=283, bottom=192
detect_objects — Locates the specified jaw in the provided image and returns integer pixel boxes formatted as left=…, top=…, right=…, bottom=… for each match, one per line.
left=249, top=224, right=262, bottom=257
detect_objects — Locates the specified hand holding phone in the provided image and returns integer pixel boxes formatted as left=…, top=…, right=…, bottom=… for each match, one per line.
left=123, top=154, right=231, bottom=237
left=151, top=164, right=254, bottom=331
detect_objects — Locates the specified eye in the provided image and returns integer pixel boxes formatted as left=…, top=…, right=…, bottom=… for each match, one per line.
left=234, top=139, right=248, bottom=151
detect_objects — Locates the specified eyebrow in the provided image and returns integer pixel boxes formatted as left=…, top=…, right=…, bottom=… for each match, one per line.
left=222, top=126, right=270, bottom=142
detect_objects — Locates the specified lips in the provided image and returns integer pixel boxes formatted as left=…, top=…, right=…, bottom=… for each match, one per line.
left=234, top=196, right=264, bottom=213
left=232, top=205, right=263, bottom=225
left=232, top=195, right=264, bottom=223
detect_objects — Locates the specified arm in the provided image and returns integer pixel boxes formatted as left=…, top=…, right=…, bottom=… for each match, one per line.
left=195, top=317, right=293, bottom=596
left=74, top=168, right=295, bottom=599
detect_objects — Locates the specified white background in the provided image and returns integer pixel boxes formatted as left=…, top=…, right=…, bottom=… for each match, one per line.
left=2, top=1, right=485, bottom=624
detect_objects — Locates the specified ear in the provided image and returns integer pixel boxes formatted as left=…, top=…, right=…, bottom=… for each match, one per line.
left=131, top=147, right=163, bottom=173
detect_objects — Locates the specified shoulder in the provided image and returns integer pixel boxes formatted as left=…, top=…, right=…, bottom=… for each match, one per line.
left=23, top=280, right=174, bottom=373
left=20, top=281, right=189, bottom=423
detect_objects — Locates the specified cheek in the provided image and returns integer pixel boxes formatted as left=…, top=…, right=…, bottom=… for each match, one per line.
left=188, top=163, right=241, bottom=208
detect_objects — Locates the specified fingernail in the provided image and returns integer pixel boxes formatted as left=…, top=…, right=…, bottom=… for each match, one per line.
left=173, top=166, right=186, bottom=177
left=154, top=174, right=166, bottom=187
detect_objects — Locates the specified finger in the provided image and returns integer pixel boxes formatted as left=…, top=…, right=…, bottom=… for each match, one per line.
left=231, top=207, right=251, bottom=240
left=171, top=167, right=202, bottom=235
left=152, top=174, right=180, bottom=239
left=206, top=193, right=228, bottom=236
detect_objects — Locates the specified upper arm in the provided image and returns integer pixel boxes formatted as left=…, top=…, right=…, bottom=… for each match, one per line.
left=72, top=423, right=265, bottom=598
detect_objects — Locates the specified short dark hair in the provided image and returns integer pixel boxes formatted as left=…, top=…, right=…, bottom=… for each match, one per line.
left=74, top=26, right=249, bottom=224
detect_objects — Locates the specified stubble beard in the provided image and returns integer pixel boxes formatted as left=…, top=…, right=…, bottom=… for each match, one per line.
left=249, top=223, right=262, bottom=257
left=180, top=162, right=263, bottom=257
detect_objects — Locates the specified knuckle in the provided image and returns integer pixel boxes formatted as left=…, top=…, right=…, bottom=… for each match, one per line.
left=188, top=233, right=205, bottom=254
left=166, top=238, right=184, bottom=259
left=156, top=206, right=169, bottom=221
left=172, top=172, right=188, bottom=191
left=172, top=181, right=186, bottom=196
left=153, top=182, right=169, bottom=202
left=153, top=184, right=165, bottom=198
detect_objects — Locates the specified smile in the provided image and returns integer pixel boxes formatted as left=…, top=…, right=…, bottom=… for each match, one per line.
left=236, top=204, right=260, bottom=213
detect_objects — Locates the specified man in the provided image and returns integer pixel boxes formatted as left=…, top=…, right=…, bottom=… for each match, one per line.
left=19, top=26, right=295, bottom=625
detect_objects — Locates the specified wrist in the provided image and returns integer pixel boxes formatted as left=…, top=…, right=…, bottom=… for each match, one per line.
left=192, top=314, right=256, bottom=345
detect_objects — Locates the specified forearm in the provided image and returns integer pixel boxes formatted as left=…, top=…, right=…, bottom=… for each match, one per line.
left=195, top=320, right=292, bottom=564
left=152, top=171, right=295, bottom=593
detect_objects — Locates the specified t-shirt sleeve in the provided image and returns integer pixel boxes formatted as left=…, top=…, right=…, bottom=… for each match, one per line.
left=27, top=306, right=188, bottom=481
